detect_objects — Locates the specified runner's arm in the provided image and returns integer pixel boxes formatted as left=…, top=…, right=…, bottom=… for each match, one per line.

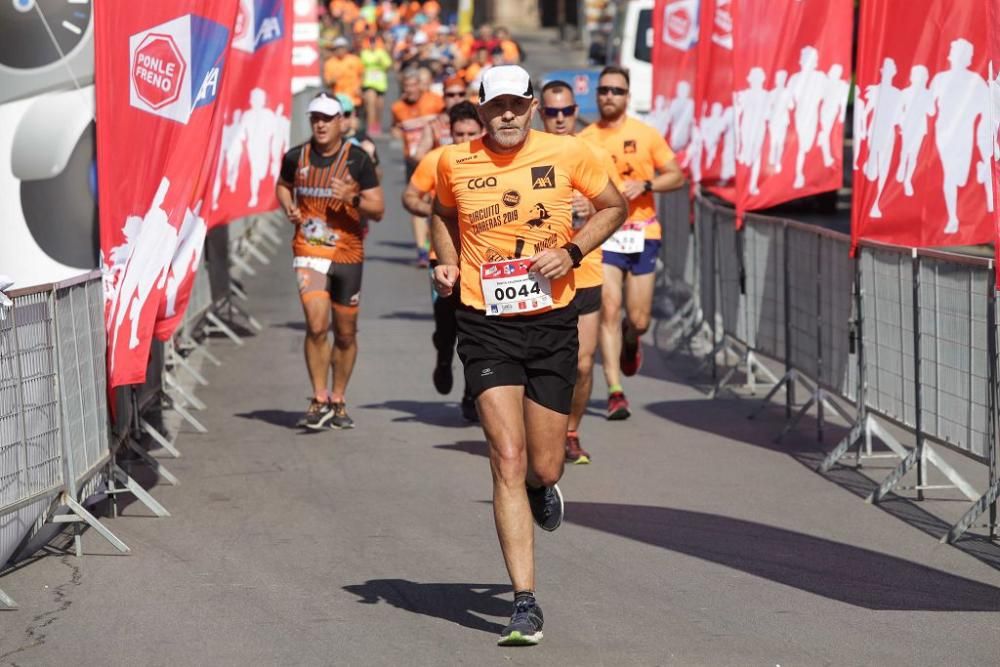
left=358, top=185, right=385, bottom=221
left=431, top=197, right=461, bottom=296
left=413, top=124, right=435, bottom=161
left=276, top=180, right=301, bottom=223
left=531, top=182, right=627, bottom=280
left=402, top=184, right=433, bottom=217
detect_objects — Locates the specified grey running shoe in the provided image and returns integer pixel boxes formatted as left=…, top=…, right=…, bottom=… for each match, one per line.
left=497, top=597, right=544, bottom=646
left=526, top=483, right=563, bottom=532
left=300, top=399, right=334, bottom=430
left=329, top=402, right=355, bottom=429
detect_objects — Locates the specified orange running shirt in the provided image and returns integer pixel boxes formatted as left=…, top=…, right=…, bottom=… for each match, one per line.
left=436, top=130, right=610, bottom=313
left=392, top=92, right=445, bottom=160
left=410, top=146, right=446, bottom=261
left=280, top=141, right=379, bottom=264
left=579, top=116, right=675, bottom=239
left=574, top=138, right=622, bottom=288
left=324, top=54, right=365, bottom=105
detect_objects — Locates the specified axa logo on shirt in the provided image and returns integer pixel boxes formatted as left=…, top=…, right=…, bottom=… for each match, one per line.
left=129, top=14, right=229, bottom=124
left=232, top=0, right=285, bottom=54
left=531, top=165, right=555, bottom=189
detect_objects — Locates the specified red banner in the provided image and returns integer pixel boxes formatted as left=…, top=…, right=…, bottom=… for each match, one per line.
left=206, top=0, right=292, bottom=226
left=731, top=0, right=850, bottom=214
left=650, top=0, right=699, bottom=161
left=690, top=0, right=735, bottom=201
left=97, top=1, right=237, bottom=387
left=852, top=0, right=997, bottom=251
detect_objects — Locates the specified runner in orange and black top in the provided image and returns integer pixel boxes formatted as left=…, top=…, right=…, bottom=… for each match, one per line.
left=580, top=65, right=685, bottom=421
left=402, top=101, right=484, bottom=422
left=431, top=66, right=627, bottom=646
left=276, top=93, right=384, bottom=430
left=392, top=69, right=445, bottom=267
left=538, top=79, right=623, bottom=464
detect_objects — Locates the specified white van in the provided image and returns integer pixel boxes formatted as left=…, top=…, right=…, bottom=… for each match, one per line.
left=606, top=0, right=654, bottom=115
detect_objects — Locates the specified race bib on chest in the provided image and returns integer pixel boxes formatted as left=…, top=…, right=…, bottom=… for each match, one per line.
left=602, top=217, right=653, bottom=254
left=481, top=259, right=553, bottom=316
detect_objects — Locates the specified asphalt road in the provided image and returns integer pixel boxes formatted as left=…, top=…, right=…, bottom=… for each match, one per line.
left=3, top=31, right=1000, bottom=667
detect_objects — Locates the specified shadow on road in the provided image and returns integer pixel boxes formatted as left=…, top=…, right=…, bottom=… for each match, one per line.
left=366, top=254, right=420, bottom=267
left=645, top=398, right=1000, bottom=573
left=565, top=502, right=1000, bottom=611
left=380, top=310, right=434, bottom=321
left=435, top=440, right=489, bottom=458
left=361, top=400, right=473, bottom=428
left=343, top=579, right=510, bottom=634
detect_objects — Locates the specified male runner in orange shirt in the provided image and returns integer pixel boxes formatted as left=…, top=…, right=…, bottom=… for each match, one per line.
left=323, top=36, right=365, bottom=108
left=392, top=69, right=445, bottom=266
left=402, top=101, right=484, bottom=421
left=276, top=93, right=384, bottom=429
left=538, top=79, right=623, bottom=464
left=580, top=65, right=684, bottom=420
left=432, top=66, right=627, bottom=646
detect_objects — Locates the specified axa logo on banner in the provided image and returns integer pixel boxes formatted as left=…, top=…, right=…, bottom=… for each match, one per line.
left=232, top=0, right=285, bottom=54
left=662, top=0, right=699, bottom=51
left=129, top=14, right=229, bottom=124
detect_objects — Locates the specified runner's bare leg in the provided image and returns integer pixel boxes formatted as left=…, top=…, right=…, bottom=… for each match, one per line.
left=623, top=271, right=656, bottom=345
left=600, top=265, right=626, bottom=389
left=330, top=305, right=359, bottom=402
left=568, top=310, right=600, bottom=431
left=302, top=297, right=332, bottom=401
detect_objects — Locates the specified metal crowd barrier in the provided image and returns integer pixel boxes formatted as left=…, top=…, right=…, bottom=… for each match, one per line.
left=658, top=190, right=999, bottom=545
left=0, top=213, right=284, bottom=609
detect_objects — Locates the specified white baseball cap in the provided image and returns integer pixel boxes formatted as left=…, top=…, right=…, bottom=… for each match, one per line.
left=307, top=93, right=343, bottom=117
left=412, top=31, right=429, bottom=45
left=332, top=36, right=350, bottom=48
left=478, top=65, right=534, bottom=105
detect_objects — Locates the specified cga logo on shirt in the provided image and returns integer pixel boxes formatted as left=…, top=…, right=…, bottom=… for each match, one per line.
left=129, top=14, right=230, bottom=124
left=468, top=176, right=498, bottom=190
left=232, top=0, right=285, bottom=54
left=531, top=165, right=555, bottom=189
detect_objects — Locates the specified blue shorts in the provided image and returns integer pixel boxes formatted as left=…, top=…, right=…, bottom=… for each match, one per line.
left=602, top=239, right=661, bottom=275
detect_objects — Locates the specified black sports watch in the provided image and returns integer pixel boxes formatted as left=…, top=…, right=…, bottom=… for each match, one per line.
left=643, top=179, right=653, bottom=193
left=350, top=194, right=361, bottom=208
left=562, top=242, right=583, bottom=268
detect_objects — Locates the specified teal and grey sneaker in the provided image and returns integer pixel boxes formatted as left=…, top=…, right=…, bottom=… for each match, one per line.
left=300, top=399, right=334, bottom=430
left=329, top=402, right=355, bottom=429
left=526, top=483, right=563, bottom=532
left=497, top=597, right=544, bottom=646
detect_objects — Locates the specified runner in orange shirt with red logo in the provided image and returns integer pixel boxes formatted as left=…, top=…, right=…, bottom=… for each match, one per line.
left=580, top=65, right=685, bottom=420
left=402, top=102, right=484, bottom=422
left=431, top=66, right=627, bottom=646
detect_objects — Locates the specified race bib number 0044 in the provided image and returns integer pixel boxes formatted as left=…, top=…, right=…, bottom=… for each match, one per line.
left=481, top=259, right=553, bottom=316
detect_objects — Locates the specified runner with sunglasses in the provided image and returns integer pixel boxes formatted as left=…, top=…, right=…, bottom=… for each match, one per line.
left=277, top=93, right=385, bottom=430
left=538, top=80, right=623, bottom=464
left=431, top=66, right=627, bottom=646
left=580, top=66, right=685, bottom=420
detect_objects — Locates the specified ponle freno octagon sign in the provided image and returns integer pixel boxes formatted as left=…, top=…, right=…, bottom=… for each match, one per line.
left=132, top=33, right=187, bottom=110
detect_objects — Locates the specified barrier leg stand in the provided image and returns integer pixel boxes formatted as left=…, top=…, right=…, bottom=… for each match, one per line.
left=185, top=337, right=221, bottom=367
left=818, top=420, right=864, bottom=473
left=0, top=587, right=18, bottom=610
left=257, top=217, right=283, bottom=245
left=164, top=393, right=208, bottom=433
left=164, top=371, right=206, bottom=410
left=109, top=465, right=170, bottom=517
left=125, top=438, right=179, bottom=486
left=205, top=310, right=244, bottom=346
left=244, top=239, right=271, bottom=265
left=230, top=282, right=250, bottom=302
left=224, top=299, right=263, bottom=332
left=708, top=337, right=746, bottom=398
left=230, top=252, right=257, bottom=277
left=141, top=418, right=182, bottom=458
left=168, top=347, right=209, bottom=387
left=746, top=352, right=779, bottom=395
left=819, top=414, right=904, bottom=472
left=52, top=495, right=130, bottom=552
left=749, top=369, right=797, bottom=421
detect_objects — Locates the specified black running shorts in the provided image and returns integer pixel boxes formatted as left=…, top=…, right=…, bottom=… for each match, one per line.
left=294, top=257, right=363, bottom=307
left=573, top=285, right=602, bottom=316
left=456, top=305, right=579, bottom=414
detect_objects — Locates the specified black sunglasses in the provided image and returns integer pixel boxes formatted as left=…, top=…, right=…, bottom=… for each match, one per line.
left=444, top=90, right=466, bottom=98
left=597, top=85, right=629, bottom=96
left=309, top=113, right=340, bottom=122
left=542, top=104, right=578, bottom=117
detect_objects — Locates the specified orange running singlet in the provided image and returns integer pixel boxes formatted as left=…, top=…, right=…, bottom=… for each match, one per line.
left=436, top=130, right=610, bottom=313
left=579, top=116, right=675, bottom=240
left=574, top=138, right=622, bottom=288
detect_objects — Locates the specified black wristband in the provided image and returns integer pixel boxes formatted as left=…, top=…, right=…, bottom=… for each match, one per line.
left=643, top=179, right=653, bottom=193
left=562, top=242, right=583, bottom=268
left=350, top=194, right=361, bottom=208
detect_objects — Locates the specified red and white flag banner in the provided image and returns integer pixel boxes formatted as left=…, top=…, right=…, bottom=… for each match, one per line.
left=291, top=0, right=321, bottom=93
left=97, top=1, right=237, bottom=388
left=651, top=0, right=699, bottom=163
left=691, top=0, right=735, bottom=202
left=731, top=0, right=851, bottom=214
left=205, top=0, right=292, bottom=226
left=851, top=0, right=998, bottom=252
